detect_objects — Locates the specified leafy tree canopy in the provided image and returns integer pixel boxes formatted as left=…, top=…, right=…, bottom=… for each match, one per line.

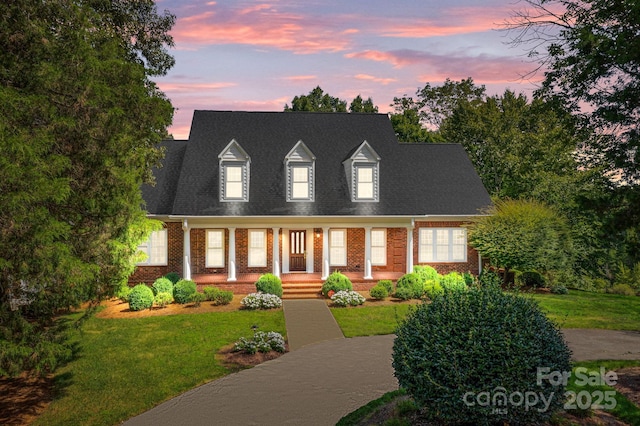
left=284, top=86, right=379, bottom=113
left=0, top=0, right=174, bottom=376
left=505, top=0, right=640, bottom=183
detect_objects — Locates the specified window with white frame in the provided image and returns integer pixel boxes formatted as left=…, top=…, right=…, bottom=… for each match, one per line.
left=219, top=139, right=250, bottom=202
left=137, top=229, right=168, bottom=265
left=356, top=166, right=374, bottom=200
left=329, top=229, right=347, bottom=266
left=418, top=228, right=467, bottom=263
left=206, top=229, right=225, bottom=268
left=248, top=229, right=267, bottom=267
left=291, top=165, right=311, bottom=200
left=371, top=229, right=386, bottom=265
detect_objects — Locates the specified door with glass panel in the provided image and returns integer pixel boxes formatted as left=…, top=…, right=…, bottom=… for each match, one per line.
left=289, top=230, right=306, bottom=271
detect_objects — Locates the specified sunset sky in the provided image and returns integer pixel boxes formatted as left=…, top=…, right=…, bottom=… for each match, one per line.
left=154, top=0, right=543, bottom=139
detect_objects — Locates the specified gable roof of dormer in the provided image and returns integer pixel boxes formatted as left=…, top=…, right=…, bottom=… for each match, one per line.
left=344, top=140, right=381, bottom=164
left=218, top=139, right=250, bottom=162
left=284, top=140, right=316, bottom=164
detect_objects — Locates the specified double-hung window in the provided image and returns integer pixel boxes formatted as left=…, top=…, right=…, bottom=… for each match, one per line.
left=248, top=229, right=267, bottom=267
left=137, top=229, right=168, bottom=265
left=371, top=229, right=386, bottom=265
left=418, top=228, right=467, bottom=263
left=329, top=229, right=347, bottom=266
left=206, top=230, right=225, bottom=268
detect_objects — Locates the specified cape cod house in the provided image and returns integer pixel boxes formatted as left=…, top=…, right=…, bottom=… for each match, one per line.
left=130, top=111, right=492, bottom=296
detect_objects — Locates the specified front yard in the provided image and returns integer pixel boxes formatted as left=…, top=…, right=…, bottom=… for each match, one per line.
left=2, top=289, right=639, bottom=426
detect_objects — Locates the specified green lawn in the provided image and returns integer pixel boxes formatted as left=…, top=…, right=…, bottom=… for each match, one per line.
left=35, top=309, right=285, bottom=426
left=529, top=290, right=640, bottom=330
left=331, top=290, right=640, bottom=337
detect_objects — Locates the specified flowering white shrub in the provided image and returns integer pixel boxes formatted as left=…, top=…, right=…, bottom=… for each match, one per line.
left=331, top=290, right=366, bottom=307
left=234, top=331, right=286, bottom=354
left=240, top=292, right=282, bottom=310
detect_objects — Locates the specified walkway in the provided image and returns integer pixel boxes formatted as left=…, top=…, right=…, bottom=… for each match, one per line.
left=124, top=303, right=640, bottom=426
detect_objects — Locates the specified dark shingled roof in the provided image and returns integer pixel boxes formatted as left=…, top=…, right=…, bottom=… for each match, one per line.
left=143, top=111, right=491, bottom=217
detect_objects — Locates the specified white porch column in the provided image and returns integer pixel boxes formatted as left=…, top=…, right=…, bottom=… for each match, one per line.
left=406, top=226, right=414, bottom=274
left=182, top=219, right=191, bottom=280
left=272, top=227, right=280, bottom=278
left=364, top=227, right=373, bottom=279
left=321, top=227, right=330, bottom=280
left=228, top=227, right=237, bottom=282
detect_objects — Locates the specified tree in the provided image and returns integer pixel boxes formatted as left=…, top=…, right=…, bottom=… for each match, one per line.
left=505, top=0, right=640, bottom=183
left=468, top=199, right=574, bottom=283
left=0, top=0, right=174, bottom=375
left=440, top=90, right=581, bottom=199
left=284, top=86, right=347, bottom=112
left=388, top=78, right=484, bottom=143
left=349, top=95, right=378, bottom=113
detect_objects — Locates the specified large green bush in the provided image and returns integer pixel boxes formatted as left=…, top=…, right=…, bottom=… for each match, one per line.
left=413, top=265, right=438, bottom=282
left=395, top=272, right=424, bottom=299
left=164, top=271, right=181, bottom=284
left=128, top=284, right=154, bottom=311
left=321, top=271, right=353, bottom=297
left=393, top=286, right=571, bottom=425
left=152, top=277, right=174, bottom=295
left=173, top=279, right=197, bottom=304
left=369, top=284, right=388, bottom=300
left=255, top=273, right=283, bottom=297
left=438, top=272, right=467, bottom=292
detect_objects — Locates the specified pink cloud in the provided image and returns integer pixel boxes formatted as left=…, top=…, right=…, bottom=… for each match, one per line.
left=283, top=75, right=318, bottom=82
left=354, top=74, right=397, bottom=85
left=172, top=4, right=353, bottom=54
left=379, top=6, right=512, bottom=38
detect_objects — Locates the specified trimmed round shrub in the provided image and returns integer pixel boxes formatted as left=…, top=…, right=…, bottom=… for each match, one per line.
left=173, top=279, right=197, bottom=304
left=154, top=291, right=173, bottom=308
left=393, top=286, right=414, bottom=300
left=241, top=292, right=282, bottom=310
left=369, top=284, right=388, bottom=300
left=164, top=272, right=181, bottom=284
left=608, top=283, right=636, bottom=296
left=255, top=273, right=283, bottom=297
left=203, top=286, right=234, bottom=305
left=550, top=284, right=568, bottom=294
left=152, top=277, right=174, bottom=296
left=393, top=286, right=571, bottom=425
left=331, top=290, right=366, bottom=307
left=378, top=279, right=394, bottom=294
left=321, top=271, right=353, bottom=297
left=413, top=264, right=438, bottom=282
left=395, top=272, right=424, bottom=299
left=128, top=284, right=154, bottom=311
left=190, top=291, right=206, bottom=307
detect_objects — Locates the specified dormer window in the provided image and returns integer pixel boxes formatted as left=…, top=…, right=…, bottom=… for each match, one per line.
left=285, top=140, right=315, bottom=202
left=219, top=139, right=250, bottom=202
left=344, top=141, right=380, bottom=202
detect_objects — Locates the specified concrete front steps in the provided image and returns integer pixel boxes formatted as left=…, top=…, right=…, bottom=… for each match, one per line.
left=282, top=282, right=323, bottom=299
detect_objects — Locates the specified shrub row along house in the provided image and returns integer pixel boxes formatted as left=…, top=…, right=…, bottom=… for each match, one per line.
left=130, top=111, right=492, bottom=295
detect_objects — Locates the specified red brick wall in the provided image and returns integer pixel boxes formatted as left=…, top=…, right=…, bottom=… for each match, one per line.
left=129, top=222, right=183, bottom=284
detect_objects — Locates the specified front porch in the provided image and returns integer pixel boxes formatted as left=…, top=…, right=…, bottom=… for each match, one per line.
left=192, top=271, right=405, bottom=299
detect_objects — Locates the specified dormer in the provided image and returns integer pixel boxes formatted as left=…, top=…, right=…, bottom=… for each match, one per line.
left=343, top=141, right=381, bottom=202
left=218, top=139, right=250, bottom=202
left=284, top=140, right=316, bottom=202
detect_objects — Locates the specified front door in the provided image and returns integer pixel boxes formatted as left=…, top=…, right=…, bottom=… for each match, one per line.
left=289, top=230, right=306, bottom=272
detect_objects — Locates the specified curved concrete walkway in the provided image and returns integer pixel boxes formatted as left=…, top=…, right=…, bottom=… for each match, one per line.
left=124, top=301, right=640, bottom=426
